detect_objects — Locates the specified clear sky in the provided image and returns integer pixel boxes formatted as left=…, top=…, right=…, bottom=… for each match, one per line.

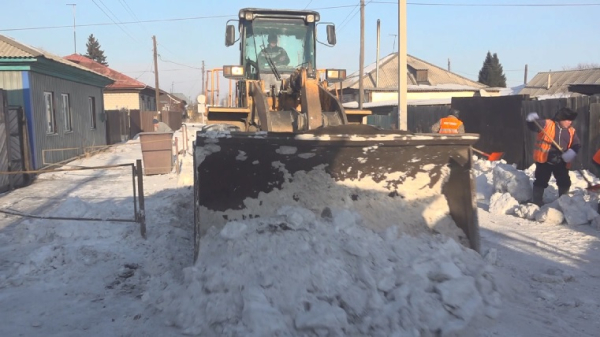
left=1, top=0, right=599, bottom=103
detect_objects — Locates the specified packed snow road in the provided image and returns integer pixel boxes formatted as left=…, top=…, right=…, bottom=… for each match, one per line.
left=0, top=130, right=599, bottom=336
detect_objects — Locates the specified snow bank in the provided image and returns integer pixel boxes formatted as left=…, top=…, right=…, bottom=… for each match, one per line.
left=473, top=158, right=600, bottom=227
left=492, top=164, right=532, bottom=203
left=154, top=207, right=500, bottom=336
left=489, top=192, right=519, bottom=215
left=557, top=194, right=598, bottom=226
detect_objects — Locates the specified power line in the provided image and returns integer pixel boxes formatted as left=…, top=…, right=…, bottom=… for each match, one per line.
left=337, top=2, right=361, bottom=30
left=158, top=55, right=203, bottom=70
left=0, top=14, right=235, bottom=32
left=2, top=3, right=598, bottom=33
left=339, top=0, right=373, bottom=32
left=304, top=0, right=314, bottom=9
left=91, top=0, right=138, bottom=43
left=372, top=1, right=600, bottom=6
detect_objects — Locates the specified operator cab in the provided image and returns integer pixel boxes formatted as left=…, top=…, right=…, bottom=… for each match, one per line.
left=223, top=8, right=342, bottom=95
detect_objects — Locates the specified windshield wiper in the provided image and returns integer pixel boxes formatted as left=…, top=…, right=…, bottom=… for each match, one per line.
left=260, top=38, right=281, bottom=81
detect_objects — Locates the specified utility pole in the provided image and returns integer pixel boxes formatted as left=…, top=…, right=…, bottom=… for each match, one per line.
left=376, top=19, right=380, bottom=88
left=66, top=4, right=76, bottom=54
left=397, top=0, right=407, bottom=130
left=201, top=61, right=205, bottom=94
left=448, top=58, right=451, bottom=72
left=524, top=64, right=528, bottom=85
left=359, top=0, right=365, bottom=109
left=152, top=36, right=160, bottom=113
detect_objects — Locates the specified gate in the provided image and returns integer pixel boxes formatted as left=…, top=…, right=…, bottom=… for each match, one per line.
left=0, top=90, right=9, bottom=192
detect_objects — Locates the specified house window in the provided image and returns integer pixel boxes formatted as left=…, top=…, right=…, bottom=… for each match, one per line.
left=44, top=92, right=56, bottom=134
left=61, top=94, right=73, bottom=132
left=88, top=96, right=97, bottom=129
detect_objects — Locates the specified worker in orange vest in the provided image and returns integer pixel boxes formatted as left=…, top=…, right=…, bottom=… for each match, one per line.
left=431, top=109, right=465, bottom=134
left=527, top=107, right=580, bottom=206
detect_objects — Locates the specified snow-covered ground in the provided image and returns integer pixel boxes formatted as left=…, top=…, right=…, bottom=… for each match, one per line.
left=0, top=126, right=599, bottom=336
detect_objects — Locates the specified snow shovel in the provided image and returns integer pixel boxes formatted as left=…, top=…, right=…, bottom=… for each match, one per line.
left=472, top=148, right=504, bottom=161
left=533, top=120, right=600, bottom=192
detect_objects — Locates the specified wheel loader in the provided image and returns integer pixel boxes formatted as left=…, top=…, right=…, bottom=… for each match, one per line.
left=193, top=8, right=480, bottom=262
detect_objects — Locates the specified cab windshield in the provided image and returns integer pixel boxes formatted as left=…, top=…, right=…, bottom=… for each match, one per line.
left=243, top=18, right=315, bottom=79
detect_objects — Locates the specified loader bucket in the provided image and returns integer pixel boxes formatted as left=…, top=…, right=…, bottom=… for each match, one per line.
left=193, top=125, right=480, bottom=262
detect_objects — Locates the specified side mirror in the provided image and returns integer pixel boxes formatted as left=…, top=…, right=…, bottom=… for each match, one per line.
left=225, top=25, right=236, bottom=46
left=326, top=25, right=336, bottom=46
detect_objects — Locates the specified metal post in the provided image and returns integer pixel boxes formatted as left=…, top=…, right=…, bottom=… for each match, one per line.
left=524, top=64, right=528, bottom=85
left=136, top=159, right=146, bottom=239
left=131, top=164, right=138, bottom=222
left=175, top=137, right=180, bottom=174
left=201, top=60, right=205, bottom=94
left=376, top=19, right=380, bottom=88
left=397, top=0, right=407, bottom=130
left=217, top=70, right=221, bottom=106
left=183, top=124, right=188, bottom=155
left=211, top=70, right=215, bottom=105
left=229, top=79, right=233, bottom=107
left=66, top=4, right=76, bottom=54
left=153, top=36, right=160, bottom=113
left=359, top=0, right=365, bottom=109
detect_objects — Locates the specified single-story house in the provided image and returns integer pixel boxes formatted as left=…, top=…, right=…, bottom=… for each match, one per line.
left=160, top=92, right=187, bottom=112
left=519, top=68, right=600, bottom=99
left=64, top=54, right=158, bottom=111
left=333, top=53, right=491, bottom=105
left=0, top=34, right=114, bottom=169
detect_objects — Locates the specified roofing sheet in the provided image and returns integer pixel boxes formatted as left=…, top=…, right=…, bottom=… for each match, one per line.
left=64, top=53, right=147, bottom=90
left=338, top=52, right=486, bottom=91
left=519, top=68, right=600, bottom=97
left=0, top=34, right=112, bottom=80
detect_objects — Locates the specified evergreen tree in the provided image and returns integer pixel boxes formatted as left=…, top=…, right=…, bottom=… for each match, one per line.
left=478, top=51, right=506, bottom=87
left=84, top=34, right=108, bottom=66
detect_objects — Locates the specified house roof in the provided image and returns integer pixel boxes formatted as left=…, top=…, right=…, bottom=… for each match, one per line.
left=64, top=54, right=150, bottom=90
left=336, top=52, right=487, bottom=91
left=0, top=34, right=113, bottom=82
left=519, top=68, right=600, bottom=97
left=170, top=93, right=188, bottom=104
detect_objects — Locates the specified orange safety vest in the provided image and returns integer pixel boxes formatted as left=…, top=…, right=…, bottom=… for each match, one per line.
left=533, top=120, right=575, bottom=164
left=438, top=117, right=463, bottom=134
left=593, top=149, right=600, bottom=165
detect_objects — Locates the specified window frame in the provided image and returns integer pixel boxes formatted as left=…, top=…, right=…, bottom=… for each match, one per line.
left=44, top=91, right=57, bottom=134
left=61, top=93, right=73, bottom=132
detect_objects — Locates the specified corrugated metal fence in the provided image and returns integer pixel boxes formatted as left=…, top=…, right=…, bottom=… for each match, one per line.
left=0, top=90, right=30, bottom=192
left=453, top=95, right=600, bottom=171
left=105, top=108, right=130, bottom=145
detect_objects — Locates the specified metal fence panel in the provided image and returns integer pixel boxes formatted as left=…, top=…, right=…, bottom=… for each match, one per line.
left=0, top=90, right=9, bottom=192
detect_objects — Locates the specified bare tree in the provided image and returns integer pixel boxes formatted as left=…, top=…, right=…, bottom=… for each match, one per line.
left=562, top=63, right=600, bottom=70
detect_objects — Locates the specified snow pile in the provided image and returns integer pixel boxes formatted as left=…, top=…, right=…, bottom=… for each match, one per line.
left=473, top=158, right=600, bottom=227
left=197, top=159, right=468, bottom=246
left=513, top=204, right=540, bottom=220
left=557, top=194, right=598, bottom=226
left=535, top=206, right=565, bottom=225
left=492, top=164, right=532, bottom=203
left=489, top=192, right=519, bottom=215
left=155, top=206, right=500, bottom=336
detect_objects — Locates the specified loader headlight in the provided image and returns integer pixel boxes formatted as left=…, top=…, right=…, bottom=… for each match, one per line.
left=245, top=12, right=254, bottom=21
left=326, top=69, right=346, bottom=83
left=223, top=65, right=245, bottom=79
left=306, top=14, right=315, bottom=23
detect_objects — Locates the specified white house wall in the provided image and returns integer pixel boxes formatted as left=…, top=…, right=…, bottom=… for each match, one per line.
left=372, top=90, right=476, bottom=102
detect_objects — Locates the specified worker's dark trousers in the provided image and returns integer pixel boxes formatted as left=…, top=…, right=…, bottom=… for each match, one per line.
left=533, top=161, right=571, bottom=189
